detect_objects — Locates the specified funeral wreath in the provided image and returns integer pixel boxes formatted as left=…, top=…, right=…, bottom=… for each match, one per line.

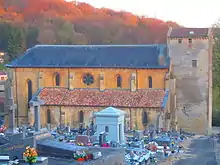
left=73, top=151, right=89, bottom=161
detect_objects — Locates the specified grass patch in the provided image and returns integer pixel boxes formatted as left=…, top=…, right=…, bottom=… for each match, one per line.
left=0, top=64, right=7, bottom=71
left=213, top=87, right=220, bottom=126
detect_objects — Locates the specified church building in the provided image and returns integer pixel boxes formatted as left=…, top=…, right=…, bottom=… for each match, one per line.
left=5, top=44, right=171, bottom=130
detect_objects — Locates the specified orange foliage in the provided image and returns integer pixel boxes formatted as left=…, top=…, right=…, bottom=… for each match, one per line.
left=23, top=146, right=38, bottom=158
left=0, top=0, right=180, bottom=44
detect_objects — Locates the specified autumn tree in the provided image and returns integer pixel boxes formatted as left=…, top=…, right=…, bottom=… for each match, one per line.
left=25, top=27, right=39, bottom=48
left=212, top=20, right=220, bottom=125
left=0, top=0, right=181, bottom=61
left=7, top=25, right=26, bottom=60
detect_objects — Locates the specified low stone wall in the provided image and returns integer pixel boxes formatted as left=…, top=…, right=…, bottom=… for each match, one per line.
left=37, top=143, right=125, bottom=165
left=87, top=147, right=125, bottom=165
left=0, top=133, right=35, bottom=159
left=214, top=139, right=220, bottom=165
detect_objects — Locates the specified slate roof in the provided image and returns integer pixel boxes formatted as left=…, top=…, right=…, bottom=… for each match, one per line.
left=169, top=28, right=209, bottom=38
left=36, top=87, right=166, bottom=108
left=6, top=45, right=169, bottom=69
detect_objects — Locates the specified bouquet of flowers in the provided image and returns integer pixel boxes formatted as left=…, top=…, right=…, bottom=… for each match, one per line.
left=23, top=146, right=38, bottom=165
left=73, top=151, right=88, bottom=161
left=0, top=125, right=6, bottom=133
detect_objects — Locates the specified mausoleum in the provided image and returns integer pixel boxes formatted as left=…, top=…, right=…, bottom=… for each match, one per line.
left=94, top=107, right=125, bottom=144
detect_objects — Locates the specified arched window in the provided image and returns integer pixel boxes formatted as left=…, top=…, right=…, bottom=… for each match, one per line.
left=27, top=80, right=32, bottom=107
left=55, top=73, right=60, bottom=86
left=27, top=80, right=32, bottom=108
left=79, top=111, right=84, bottom=123
left=47, top=109, right=51, bottom=124
left=116, top=75, right=122, bottom=88
left=105, top=126, right=109, bottom=132
left=148, top=76, right=152, bottom=88
left=142, top=112, right=148, bottom=124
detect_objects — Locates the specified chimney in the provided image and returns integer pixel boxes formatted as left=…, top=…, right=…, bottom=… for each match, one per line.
left=130, top=73, right=137, bottom=92
left=99, top=73, right=105, bottom=91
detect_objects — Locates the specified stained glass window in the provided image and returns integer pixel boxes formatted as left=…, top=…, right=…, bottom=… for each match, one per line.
left=148, top=76, right=152, bottom=88
left=55, top=73, right=60, bottom=86
left=47, top=109, right=51, bottom=124
left=79, top=111, right=84, bottom=123
left=27, top=80, right=32, bottom=108
left=83, top=73, right=94, bottom=85
left=116, top=75, right=122, bottom=87
left=142, top=112, right=148, bottom=124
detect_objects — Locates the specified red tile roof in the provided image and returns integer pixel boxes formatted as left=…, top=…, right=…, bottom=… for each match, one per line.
left=169, top=28, right=209, bottom=38
left=38, top=87, right=165, bottom=108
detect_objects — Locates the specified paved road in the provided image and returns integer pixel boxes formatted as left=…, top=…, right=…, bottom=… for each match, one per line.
left=173, top=137, right=218, bottom=165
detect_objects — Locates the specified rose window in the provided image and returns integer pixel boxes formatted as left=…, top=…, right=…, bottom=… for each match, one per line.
left=83, top=73, right=94, bottom=85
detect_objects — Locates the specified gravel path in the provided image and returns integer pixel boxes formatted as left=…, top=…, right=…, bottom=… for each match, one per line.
left=159, top=136, right=218, bottom=165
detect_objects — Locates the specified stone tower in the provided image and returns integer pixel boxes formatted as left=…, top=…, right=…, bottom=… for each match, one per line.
left=167, top=28, right=213, bottom=134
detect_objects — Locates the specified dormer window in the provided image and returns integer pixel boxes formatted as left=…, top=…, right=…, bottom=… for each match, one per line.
left=188, top=38, right=192, bottom=44
left=178, top=39, right=182, bottom=44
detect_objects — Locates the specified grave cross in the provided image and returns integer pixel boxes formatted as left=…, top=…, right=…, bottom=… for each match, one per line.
left=29, top=96, right=44, bottom=132
left=5, top=71, right=17, bottom=134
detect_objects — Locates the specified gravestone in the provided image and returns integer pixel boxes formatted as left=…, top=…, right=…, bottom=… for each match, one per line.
left=0, top=73, right=52, bottom=160
left=29, top=96, right=44, bottom=132
left=4, top=71, right=16, bottom=134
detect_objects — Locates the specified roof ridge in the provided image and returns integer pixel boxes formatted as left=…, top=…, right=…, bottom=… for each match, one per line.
left=34, top=44, right=164, bottom=47
left=6, top=44, right=170, bottom=69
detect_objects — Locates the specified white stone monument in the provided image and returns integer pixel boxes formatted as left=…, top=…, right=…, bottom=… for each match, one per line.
left=94, top=107, right=126, bottom=144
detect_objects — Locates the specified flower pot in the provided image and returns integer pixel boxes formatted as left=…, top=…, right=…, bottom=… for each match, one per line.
left=84, top=156, right=88, bottom=161
left=77, top=158, right=85, bottom=161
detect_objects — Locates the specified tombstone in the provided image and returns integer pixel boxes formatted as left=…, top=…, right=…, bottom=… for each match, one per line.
left=4, top=71, right=16, bottom=135
left=94, top=107, right=126, bottom=144
left=22, top=125, right=26, bottom=139
left=90, top=121, right=95, bottom=135
left=86, top=126, right=90, bottom=136
left=29, top=96, right=44, bottom=132
left=67, top=125, right=71, bottom=133
left=157, top=114, right=163, bottom=130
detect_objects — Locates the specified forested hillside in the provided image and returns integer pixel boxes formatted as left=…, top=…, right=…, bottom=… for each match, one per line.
left=0, top=0, right=179, bottom=61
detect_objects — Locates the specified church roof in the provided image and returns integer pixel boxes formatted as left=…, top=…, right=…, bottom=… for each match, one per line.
left=6, top=45, right=169, bottom=69
left=35, top=87, right=166, bottom=108
left=169, top=28, right=209, bottom=38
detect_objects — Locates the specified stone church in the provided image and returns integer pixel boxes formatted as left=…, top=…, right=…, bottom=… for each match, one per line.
left=5, top=27, right=213, bottom=134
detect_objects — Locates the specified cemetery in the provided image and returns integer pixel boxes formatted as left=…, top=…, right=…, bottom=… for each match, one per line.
left=0, top=74, right=194, bottom=165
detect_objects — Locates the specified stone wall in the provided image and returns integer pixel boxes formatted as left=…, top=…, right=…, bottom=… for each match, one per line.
left=11, top=67, right=168, bottom=124
left=168, top=35, right=212, bottom=134
left=36, top=106, right=161, bottom=130
left=0, top=133, right=35, bottom=159
left=86, top=147, right=125, bottom=165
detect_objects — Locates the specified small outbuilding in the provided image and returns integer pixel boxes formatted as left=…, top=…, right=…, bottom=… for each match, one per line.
left=94, top=107, right=126, bottom=144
